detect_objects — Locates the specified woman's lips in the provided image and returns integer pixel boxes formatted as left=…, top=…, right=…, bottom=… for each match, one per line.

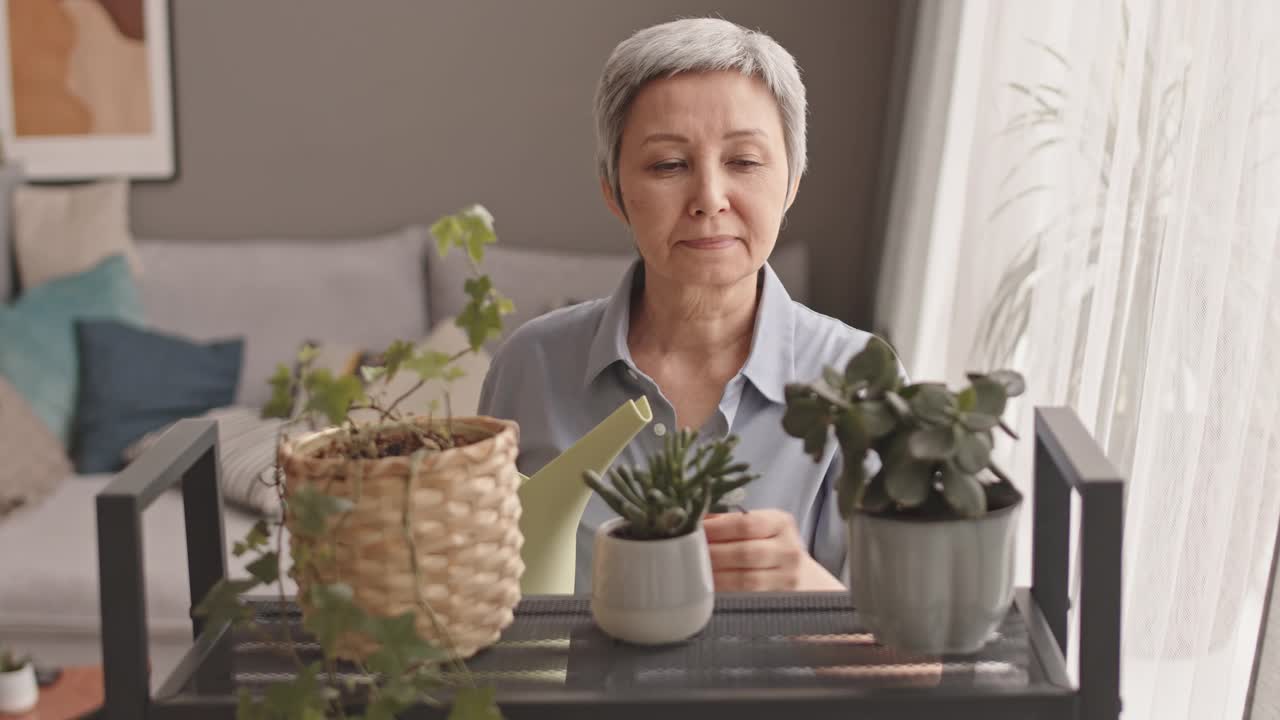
left=680, top=236, right=738, bottom=250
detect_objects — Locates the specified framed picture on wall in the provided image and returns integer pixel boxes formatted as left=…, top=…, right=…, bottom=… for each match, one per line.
left=0, top=0, right=175, bottom=180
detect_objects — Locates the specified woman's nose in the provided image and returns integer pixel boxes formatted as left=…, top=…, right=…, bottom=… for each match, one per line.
left=689, top=167, right=729, bottom=217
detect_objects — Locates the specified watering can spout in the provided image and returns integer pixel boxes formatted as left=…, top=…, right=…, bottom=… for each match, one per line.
left=516, top=396, right=652, bottom=594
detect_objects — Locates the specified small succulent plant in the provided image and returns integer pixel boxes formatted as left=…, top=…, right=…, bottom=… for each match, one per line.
left=584, top=429, right=759, bottom=540
left=782, top=337, right=1025, bottom=520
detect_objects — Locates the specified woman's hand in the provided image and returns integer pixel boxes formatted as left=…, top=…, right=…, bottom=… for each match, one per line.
left=703, top=510, right=845, bottom=591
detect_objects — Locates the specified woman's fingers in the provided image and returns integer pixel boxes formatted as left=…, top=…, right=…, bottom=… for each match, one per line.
left=702, top=509, right=790, bottom=543
left=708, top=537, right=798, bottom=570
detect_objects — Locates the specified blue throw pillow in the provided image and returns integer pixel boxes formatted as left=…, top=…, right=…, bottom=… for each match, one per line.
left=0, top=255, right=143, bottom=445
left=73, top=320, right=244, bottom=473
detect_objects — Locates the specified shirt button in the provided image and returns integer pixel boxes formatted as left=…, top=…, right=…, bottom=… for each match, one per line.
left=653, top=422, right=667, bottom=437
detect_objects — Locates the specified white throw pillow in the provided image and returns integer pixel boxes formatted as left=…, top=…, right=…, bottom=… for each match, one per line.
left=13, top=178, right=143, bottom=290
left=122, top=407, right=288, bottom=519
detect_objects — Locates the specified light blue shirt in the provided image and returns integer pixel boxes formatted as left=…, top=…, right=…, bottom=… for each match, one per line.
left=478, top=260, right=881, bottom=593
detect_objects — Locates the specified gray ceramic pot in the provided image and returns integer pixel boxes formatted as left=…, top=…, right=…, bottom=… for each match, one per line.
left=847, top=497, right=1022, bottom=654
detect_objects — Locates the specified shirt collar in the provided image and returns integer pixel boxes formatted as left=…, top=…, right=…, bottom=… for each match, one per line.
left=583, top=259, right=796, bottom=405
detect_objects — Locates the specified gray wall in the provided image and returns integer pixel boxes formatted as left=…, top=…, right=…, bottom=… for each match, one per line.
left=131, top=0, right=902, bottom=327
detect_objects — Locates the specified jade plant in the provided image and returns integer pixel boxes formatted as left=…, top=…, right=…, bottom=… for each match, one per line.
left=193, top=205, right=512, bottom=720
left=584, top=429, right=759, bottom=540
left=782, top=337, right=1025, bottom=520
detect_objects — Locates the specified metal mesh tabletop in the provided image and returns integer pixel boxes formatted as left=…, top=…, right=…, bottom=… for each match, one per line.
left=176, top=593, right=1058, bottom=700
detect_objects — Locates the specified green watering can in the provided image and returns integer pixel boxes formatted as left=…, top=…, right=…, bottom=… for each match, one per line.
left=515, top=396, right=653, bottom=594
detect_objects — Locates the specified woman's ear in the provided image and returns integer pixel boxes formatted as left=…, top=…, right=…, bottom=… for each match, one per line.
left=600, top=176, right=628, bottom=224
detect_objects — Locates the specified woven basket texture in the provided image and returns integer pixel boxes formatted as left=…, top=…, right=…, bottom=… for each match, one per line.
left=280, top=416, right=524, bottom=659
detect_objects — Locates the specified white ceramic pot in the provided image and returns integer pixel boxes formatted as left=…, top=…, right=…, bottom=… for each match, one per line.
left=847, top=498, right=1022, bottom=655
left=0, top=662, right=38, bottom=714
left=590, top=517, right=714, bottom=645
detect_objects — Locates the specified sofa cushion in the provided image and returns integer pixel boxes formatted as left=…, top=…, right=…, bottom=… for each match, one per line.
left=427, top=241, right=811, bottom=343
left=13, top=178, right=144, bottom=290
left=0, top=376, right=71, bottom=519
left=72, top=320, right=243, bottom=473
left=0, top=255, right=144, bottom=445
left=135, top=225, right=430, bottom=409
left=0, top=474, right=291, bottom=636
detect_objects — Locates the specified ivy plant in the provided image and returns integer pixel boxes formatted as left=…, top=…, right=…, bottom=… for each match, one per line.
left=781, top=337, right=1026, bottom=520
left=194, top=204, right=513, bottom=720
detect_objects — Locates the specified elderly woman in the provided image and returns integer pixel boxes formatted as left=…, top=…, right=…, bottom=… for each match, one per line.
left=479, top=17, right=880, bottom=593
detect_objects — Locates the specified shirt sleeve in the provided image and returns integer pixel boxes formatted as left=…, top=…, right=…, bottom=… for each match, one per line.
left=810, top=452, right=849, bottom=584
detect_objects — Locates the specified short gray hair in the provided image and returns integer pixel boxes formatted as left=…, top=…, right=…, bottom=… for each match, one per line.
left=593, top=18, right=808, bottom=209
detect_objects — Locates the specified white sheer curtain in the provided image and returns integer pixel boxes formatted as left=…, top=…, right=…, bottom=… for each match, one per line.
left=877, top=1, right=1280, bottom=718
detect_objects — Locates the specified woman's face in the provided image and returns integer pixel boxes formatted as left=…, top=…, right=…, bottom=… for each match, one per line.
left=604, top=71, right=798, bottom=290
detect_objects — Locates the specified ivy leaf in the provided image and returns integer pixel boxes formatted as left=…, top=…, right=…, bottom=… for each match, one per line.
left=495, top=294, right=515, bottom=316
left=302, top=370, right=366, bottom=426
left=942, top=464, right=987, bottom=517
left=262, top=364, right=296, bottom=419
left=245, top=551, right=280, bottom=586
left=457, top=297, right=504, bottom=350
left=233, top=520, right=272, bottom=557
left=289, top=484, right=353, bottom=536
left=464, top=275, right=493, bottom=303
left=907, top=424, right=959, bottom=460
left=403, top=350, right=453, bottom=382
left=956, top=387, right=977, bottom=412
left=379, top=340, right=417, bottom=382
left=459, top=204, right=498, bottom=264
left=263, top=662, right=327, bottom=718
left=431, top=215, right=464, bottom=256
left=782, top=396, right=827, bottom=439
left=303, top=584, right=367, bottom=658
left=884, top=460, right=933, bottom=507
left=363, top=612, right=446, bottom=678
left=448, top=686, right=504, bottom=720
left=954, top=431, right=993, bottom=473
left=193, top=577, right=258, bottom=628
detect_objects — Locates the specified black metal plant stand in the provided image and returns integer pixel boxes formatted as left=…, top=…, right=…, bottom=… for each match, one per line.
left=96, top=407, right=1123, bottom=719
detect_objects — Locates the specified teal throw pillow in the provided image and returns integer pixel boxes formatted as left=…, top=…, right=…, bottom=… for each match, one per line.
left=0, top=255, right=143, bottom=445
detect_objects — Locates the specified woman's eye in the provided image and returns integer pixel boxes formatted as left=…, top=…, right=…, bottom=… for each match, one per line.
left=652, top=161, right=685, bottom=172
left=731, top=158, right=762, bottom=168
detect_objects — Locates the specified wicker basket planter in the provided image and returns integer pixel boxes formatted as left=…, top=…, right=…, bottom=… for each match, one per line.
left=279, top=416, right=524, bottom=660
